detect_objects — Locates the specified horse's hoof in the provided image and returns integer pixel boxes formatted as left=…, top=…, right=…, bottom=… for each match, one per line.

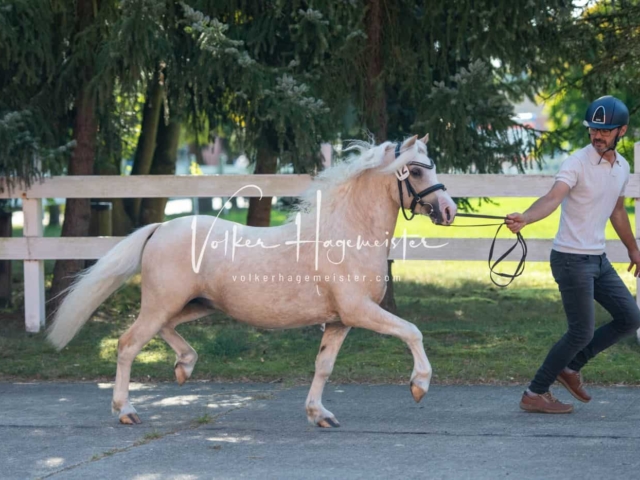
left=119, top=413, right=142, bottom=425
left=317, top=417, right=340, bottom=428
left=410, top=381, right=426, bottom=403
left=175, top=363, right=188, bottom=386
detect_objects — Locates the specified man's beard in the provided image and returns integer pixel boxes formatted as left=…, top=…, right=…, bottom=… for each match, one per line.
left=592, top=138, right=610, bottom=153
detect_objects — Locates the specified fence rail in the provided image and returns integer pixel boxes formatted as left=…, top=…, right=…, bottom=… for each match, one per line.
left=3, top=173, right=640, bottom=199
left=0, top=236, right=634, bottom=263
left=2, top=142, right=640, bottom=333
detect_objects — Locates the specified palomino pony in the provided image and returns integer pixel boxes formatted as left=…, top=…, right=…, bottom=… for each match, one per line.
left=48, top=134, right=457, bottom=427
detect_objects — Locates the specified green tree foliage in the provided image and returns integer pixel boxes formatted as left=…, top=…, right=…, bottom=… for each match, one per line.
left=181, top=2, right=364, bottom=225
left=0, top=0, right=73, bottom=191
left=351, top=0, right=576, bottom=312
left=539, top=1, right=640, bottom=160
left=3, top=0, right=609, bottom=311
left=354, top=0, right=576, bottom=174
left=182, top=1, right=364, bottom=172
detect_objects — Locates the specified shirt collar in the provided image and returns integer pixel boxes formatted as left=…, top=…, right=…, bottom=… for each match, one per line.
left=587, top=144, right=620, bottom=167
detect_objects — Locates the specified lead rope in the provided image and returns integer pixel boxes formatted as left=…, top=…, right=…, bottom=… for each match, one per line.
left=442, top=213, right=527, bottom=288
left=392, top=141, right=525, bottom=287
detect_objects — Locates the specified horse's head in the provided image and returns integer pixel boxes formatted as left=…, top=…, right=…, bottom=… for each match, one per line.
left=384, top=134, right=457, bottom=225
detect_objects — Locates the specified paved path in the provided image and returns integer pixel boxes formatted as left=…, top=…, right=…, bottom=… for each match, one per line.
left=1, top=382, right=639, bottom=479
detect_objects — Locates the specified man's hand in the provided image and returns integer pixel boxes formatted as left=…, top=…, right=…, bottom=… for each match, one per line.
left=506, top=213, right=527, bottom=233
left=628, top=250, right=640, bottom=277
left=504, top=182, right=568, bottom=235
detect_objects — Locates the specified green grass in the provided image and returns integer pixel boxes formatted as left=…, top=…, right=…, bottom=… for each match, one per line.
left=1, top=260, right=639, bottom=385
left=143, top=431, right=163, bottom=441
left=2, top=199, right=638, bottom=385
left=194, top=413, right=213, bottom=425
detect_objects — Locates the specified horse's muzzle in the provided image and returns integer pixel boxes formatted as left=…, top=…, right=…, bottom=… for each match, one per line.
left=428, top=201, right=456, bottom=225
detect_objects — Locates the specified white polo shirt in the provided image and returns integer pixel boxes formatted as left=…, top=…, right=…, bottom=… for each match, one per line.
left=552, top=144, right=630, bottom=255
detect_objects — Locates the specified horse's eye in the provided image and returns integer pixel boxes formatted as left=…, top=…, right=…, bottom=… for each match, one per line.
left=410, top=168, right=421, bottom=177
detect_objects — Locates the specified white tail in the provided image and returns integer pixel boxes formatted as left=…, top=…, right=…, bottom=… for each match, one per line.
left=47, top=223, right=162, bottom=350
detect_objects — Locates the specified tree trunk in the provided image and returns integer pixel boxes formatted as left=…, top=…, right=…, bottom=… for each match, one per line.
left=85, top=201, right=113, bottom=268
left=126, top=73, right=164, bottom=225
left=50, top=0, right=100, bottom=312
left=0, top=209, right=12, bottom=308
left=47, top=204, right=60, bottom=227
left=197, top=197, right=211, bottom=214
left=365, top=0, right=387, bottom=142
left=96, top=140, right=132, bottom=236
left=49, top=86, right=97, bottom=312
left=246, top=146, right=277, bottom=226
left=381, top=258, right=397, bottom=312
left=111, top=199, right=135, bottom=236
left=140, top=117, right=181, bottom=225
left=191, top=142, right=211, bottom=215
left=365, top=0, right=395, bottom=313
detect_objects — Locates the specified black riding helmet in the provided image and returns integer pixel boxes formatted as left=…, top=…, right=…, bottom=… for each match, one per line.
left=583, top=95, right=629, bottom=129
left=583, top=96, right=629, bottom=160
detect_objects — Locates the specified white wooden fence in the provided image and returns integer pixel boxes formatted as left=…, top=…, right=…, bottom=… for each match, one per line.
left=2, top=143, right=640, bottom=333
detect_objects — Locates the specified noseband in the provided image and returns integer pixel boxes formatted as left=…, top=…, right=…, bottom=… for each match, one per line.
left=395, top=143, right=446, bottom=221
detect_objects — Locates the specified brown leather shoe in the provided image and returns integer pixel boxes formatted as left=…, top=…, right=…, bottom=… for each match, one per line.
left=557, top=368, right=591, bottom=403
left=519, top=390, right=573, bottom=414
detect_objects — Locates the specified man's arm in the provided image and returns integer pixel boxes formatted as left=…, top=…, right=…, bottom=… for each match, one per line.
left=506, top=181, right=570, bottom=233
left=610, top=196, right=640, bottom=277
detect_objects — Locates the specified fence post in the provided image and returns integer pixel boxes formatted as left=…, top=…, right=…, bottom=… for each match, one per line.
left=635, top=142, right=640, bottom=344
left=321, top=143, right=332, bottom=169
left=23, top=198, right=45, bottom=332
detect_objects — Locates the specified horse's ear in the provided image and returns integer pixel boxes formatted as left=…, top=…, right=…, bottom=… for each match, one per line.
left=403, top=135, right=418, bottom=148
left=420, top=133, right=429, bottom=144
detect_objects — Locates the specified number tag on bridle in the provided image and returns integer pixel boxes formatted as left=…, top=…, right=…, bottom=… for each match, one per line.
left=395, top=166, right=410, bottom=181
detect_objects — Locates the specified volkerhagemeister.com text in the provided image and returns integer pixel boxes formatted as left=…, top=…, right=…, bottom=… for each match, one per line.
left=231, top=274, right=401, bottom=284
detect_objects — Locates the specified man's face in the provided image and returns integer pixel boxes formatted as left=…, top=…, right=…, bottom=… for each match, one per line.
left=588, top=126, right=627, bottom=153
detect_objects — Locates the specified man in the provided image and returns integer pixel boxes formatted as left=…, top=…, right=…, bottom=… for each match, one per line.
left=506, top=95, right=640, bottom=414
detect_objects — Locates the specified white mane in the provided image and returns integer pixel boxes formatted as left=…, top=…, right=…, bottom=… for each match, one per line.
left=288, top=139, right=422, bottom=222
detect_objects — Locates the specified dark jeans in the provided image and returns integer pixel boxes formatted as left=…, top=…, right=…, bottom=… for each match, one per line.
left=529, top=250, right=640, bottom=394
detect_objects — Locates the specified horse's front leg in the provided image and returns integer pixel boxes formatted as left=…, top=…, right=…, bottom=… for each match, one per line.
left=305, top=322, right=351, bottom=428
left=339, top=299, right=432, bottom=402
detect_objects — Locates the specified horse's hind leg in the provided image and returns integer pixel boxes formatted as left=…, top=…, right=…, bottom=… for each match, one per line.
left=112, top=305, right=173, bottom=425
left=161, top=329, right=196, bottom=386
left=305, top=322, right=351, bottom=428
left=160, top=302, right=214, bottom=385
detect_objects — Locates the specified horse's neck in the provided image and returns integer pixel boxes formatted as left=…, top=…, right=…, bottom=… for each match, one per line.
left=311, top=175, right=399, bottom=245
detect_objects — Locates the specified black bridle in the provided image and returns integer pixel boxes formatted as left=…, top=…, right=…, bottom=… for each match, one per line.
left=395, top=143, right=446, bottom=221
left=394, top=143, right=527, bottom=287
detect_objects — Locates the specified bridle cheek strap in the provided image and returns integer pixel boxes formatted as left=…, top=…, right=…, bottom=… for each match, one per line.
left=394, top=143, right=445, bottom=221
